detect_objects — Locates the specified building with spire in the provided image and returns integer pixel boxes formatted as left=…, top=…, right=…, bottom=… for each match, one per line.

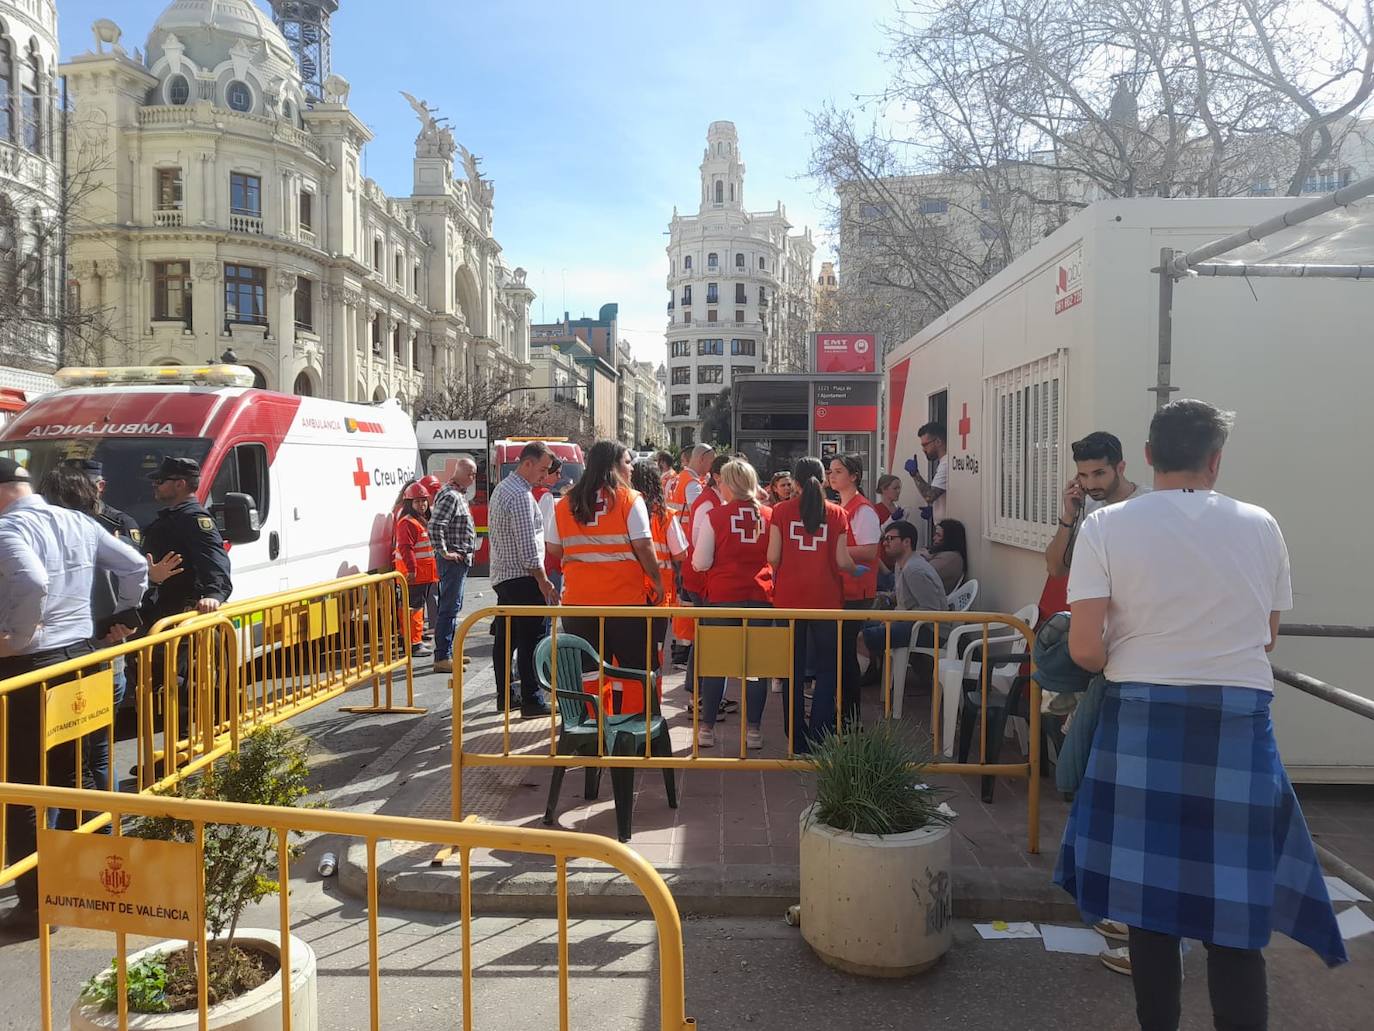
left=59, top=0, right=534, bottom=407
left=663, top=121, right=813, bottom=448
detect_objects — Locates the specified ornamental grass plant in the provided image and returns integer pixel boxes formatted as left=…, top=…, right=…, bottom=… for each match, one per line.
left=804, top=721, right=953, bottom=836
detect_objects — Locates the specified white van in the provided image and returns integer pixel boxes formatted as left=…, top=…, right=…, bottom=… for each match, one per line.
left=0, top=365, right=419, bottom=600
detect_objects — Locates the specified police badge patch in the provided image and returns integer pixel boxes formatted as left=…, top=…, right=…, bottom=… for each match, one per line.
left=131, top=530, right=142, bottom=544
left=197, top=517, right=215, bottom=531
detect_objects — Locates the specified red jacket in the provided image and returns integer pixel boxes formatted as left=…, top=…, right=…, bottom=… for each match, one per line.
left=703, top=500, right=773, bottom=604
left=771, top=497, right=849, bottom=610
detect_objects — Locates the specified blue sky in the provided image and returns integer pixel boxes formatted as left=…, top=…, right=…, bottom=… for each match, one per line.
left=58, top=0, right=894, bottom=361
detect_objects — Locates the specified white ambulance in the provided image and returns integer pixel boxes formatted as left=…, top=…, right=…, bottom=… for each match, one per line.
left=0, top=365, right=419, bottom=600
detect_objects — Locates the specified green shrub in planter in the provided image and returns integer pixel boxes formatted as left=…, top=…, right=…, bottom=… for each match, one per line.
left=80, top=725, right=316, bottom=1013
left=805, top=722, right=953, bottom=836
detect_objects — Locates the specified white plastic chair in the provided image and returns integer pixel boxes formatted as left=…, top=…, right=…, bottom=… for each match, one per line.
left=889, top=579, right=979, bottom=720
left=935, top=602, right=1038, bottom=757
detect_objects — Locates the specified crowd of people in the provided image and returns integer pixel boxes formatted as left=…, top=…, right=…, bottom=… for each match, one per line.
left=399, top=437, right=970, bottom=754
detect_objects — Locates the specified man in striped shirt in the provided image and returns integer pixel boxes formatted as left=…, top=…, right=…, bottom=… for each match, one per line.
left=430, top=457, right=478, bottom=674
left=488, top=442, right=558, bottom=716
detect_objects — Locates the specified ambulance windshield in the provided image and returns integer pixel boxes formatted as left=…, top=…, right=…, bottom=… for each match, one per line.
left=500, top=461, right=581, bottom=494
left=0, top=437, right=213, bottom=528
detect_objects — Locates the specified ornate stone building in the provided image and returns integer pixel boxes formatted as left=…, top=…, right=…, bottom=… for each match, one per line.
left=60, top=0, right=533, bottom=406
left=0, top=0, right=61, bottom=397
left=664, top=121, right=813, bottom=448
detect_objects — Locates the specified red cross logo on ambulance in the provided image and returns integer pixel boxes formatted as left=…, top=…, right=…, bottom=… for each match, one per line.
left=352, top=458, right=371, bottom=500
left=730, top=509, right=762, bottom=544
left=788, top=521, right=828, bottom=552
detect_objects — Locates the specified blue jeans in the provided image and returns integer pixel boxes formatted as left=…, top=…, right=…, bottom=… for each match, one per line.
left=699, top=602, right=772, bottom=728
left=434, top=556, right=470, bottom=661
left=783, top=619, right=840, bottom=753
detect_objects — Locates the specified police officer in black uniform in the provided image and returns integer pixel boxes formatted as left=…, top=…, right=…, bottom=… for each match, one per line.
left=61, top=458, right=142, bottom=546
left=140, top=457, right=233, bottom=623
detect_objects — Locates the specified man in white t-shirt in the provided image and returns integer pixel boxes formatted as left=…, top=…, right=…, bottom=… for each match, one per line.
left=1045, top=430, right=1149, bottom=577
left=1058, top=399, right=1342, bottom=1030
left=906, top=421, right=949, bottom=544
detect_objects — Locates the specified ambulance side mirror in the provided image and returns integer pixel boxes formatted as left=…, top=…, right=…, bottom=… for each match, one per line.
left=222, top=492, right=261, bottom=544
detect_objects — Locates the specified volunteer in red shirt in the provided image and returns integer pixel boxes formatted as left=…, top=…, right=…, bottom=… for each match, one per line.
left=632, top=459, right=686, bottom=673
left=873, top=474, right=904, bottom=526
left=692, top=459, right=773, bottom=751
left=546, top=441, right=664, bottom=713
left=681, top=452, right=729, bottom=705
left=393, top=482, right=438, bottom=657
left=668, top=443, right=714, bottom=661
left=830, top=454, right=881, bottom=724
left=767, top=457, right=856, bottom=753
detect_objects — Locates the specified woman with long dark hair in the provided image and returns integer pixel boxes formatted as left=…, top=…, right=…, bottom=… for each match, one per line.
left=767, top=456, right=855, bottom=752
left=547, top=441, right=664, bottom=713
left=632, top=458, right=686, bottom=673
left=923, top=518, right=968, bottom=593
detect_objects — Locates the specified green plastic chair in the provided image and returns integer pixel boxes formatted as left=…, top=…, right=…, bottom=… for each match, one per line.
left=535, top=633, right=677, bottom=841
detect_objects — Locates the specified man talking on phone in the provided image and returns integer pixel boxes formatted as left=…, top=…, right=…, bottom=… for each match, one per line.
left=1045, top=431, right=1147, bottom=578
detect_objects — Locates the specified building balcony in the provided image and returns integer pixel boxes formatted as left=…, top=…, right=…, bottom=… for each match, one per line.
left=229, top=212, right=264, bottom=234
left=153, top=208, right=183, bottom=228
left=299, top=227, right=316, bottom=247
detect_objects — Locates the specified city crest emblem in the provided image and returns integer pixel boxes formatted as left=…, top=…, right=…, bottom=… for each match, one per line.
left=100, top=854, right=131, bottom=896
left=71, top=688, right=87, bottom=717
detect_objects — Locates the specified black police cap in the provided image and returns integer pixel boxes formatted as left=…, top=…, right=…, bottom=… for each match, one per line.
left=147, top=456, right=202, bottom=481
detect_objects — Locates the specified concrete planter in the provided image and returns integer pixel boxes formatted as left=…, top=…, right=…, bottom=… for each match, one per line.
left=71, top=928, right=317, bottom=1031
left=799, top=805, right=953, bottom=977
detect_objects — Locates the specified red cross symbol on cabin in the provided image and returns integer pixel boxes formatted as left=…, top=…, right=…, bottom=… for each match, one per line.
left=958, top=402, right=972, bottom=450
left=352, top=458, right=371, bottom=500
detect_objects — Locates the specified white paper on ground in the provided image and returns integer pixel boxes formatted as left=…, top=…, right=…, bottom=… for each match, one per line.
left=974, top=921, right=1041, bottom=940
left=1325, top=876, right=1372, bottom=904
left=1336, top=905, right=1374, bottom=941
left=1040, top=924, right=1108, bottom=955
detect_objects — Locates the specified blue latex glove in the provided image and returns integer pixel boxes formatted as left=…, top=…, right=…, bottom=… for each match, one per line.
left=891, top=506, right=906, bottom=522
left=919, top=505, right=933, bottom=521
left=903, top=456, right=920, bottom=477
left=851, top=564, right=870, bottom=578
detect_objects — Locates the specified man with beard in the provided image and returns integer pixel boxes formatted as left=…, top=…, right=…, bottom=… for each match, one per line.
left=1045, top=431, right=1148, bottom=578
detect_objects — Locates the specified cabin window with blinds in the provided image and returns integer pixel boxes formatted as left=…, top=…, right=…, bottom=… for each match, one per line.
left=983, top=349, right=1066, bottom=550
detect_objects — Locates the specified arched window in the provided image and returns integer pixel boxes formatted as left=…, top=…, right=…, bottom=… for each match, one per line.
left=0, top=38, right=13, bottom=142
left=168, top=75, right=189, bottom=105
left=684, top=255, right=692, bottom=271
left=247, top=366, right=268, bottom=390
left=21, top=41, right=41, bottom=153
left=0, top=195, right=16, bottom=297
left=372, top=386, right=387, bottom=403
left=226, top=80, right=252, bottom=112
left=293, top=370, right=314, bottom=396
left=714, top=180, right=723, bottom=204
left=282, top=99, right=292, bottom=120
left=707, top=252, right=718, bottom=269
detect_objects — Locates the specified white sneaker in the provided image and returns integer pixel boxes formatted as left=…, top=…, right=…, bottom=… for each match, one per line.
left=1100, top=946, right=1131, bottom=976
left=746, top=727, right=763, bottom=750
left=1094, top=919, right=1129, bottom=943
left=696, top=726, right=715, bottom=748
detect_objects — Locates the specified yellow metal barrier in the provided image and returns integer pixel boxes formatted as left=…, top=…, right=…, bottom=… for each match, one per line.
left=149, top=571, right=422, bottom=736
left=0, top=782, right=696, bottom=1031
left=0, top=617, right=239, bottom=893
left=451, top=604, right=1041, bottom=852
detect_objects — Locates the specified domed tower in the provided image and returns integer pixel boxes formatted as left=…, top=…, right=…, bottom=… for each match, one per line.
left=699, top=120, right=744, bottom=213
left=269, top=0, right=338, bottom=102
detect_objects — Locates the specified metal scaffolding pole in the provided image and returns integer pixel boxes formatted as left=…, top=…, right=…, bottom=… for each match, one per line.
left=1164, top=173, right=1374, bottom=277
left=1191, top=262, right=1374, bottom=279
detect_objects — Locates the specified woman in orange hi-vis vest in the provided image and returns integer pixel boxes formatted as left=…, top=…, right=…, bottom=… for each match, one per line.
left=393, top=482, right=439, bottom=657
left=546, top=441, right=665, bottom=714
left=632, top=458, right=688, bottom=673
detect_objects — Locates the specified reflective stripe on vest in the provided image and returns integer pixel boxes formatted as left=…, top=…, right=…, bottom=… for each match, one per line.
left=556, top=486, right=646, bottom=605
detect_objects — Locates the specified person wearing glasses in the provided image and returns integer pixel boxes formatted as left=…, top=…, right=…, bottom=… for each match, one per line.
left=856, top=520, right=949, bottom=678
